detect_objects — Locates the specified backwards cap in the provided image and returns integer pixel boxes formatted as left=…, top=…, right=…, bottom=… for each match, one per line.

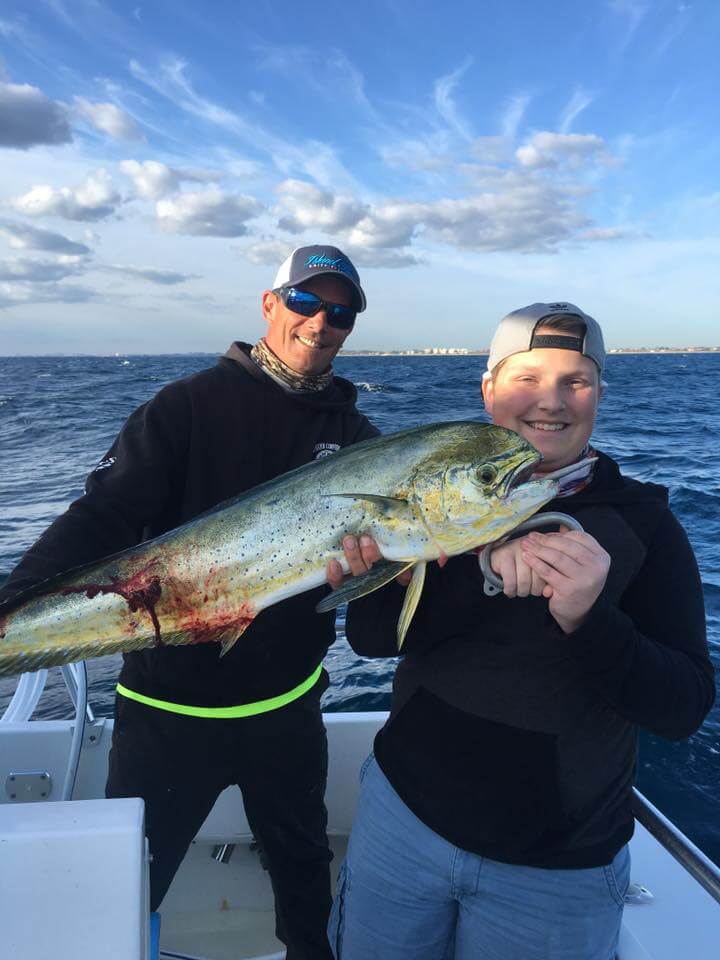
left=486, top=302, right=606, bottom=374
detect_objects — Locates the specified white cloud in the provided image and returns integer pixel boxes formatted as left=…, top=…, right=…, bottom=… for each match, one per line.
left=348, top=203, right=425, bottom=250
left=500, top=94, right=531, bottom=140
left=120, top=159, right=222, bottom=199
left=156, top=188, right=262, bottom=236
left=559, top=89, right=594, bottom=134
left=578, top=226, right=639, bottom=241
left=0, top=256, right=84, bottom=282
left=469, top=137, right=512, bottom=164
left=434, top=57, right=473, bottom=142
left=608, top=0, right=650, bottom=49
left=129, top=56, right=362, bottom=192
left=344, top=247, right=423, bottom=269
left=10, top=169, right=121, bottom=221
left=380, top=134, right=454, bottom=172
left=0, top=219, right=91, bottom=255
left=74, top=98, right=142, bottom=141
left=516, top=132, right=610, bottom=169
left=0, top=280, right=95, bottom=308
left=102, top=264, right=199, bottom=284
left=276, top=180, right=367, bottom=234
left=242, top=240, right=294, bottom=266
left=0, top=82, right=72, bottom=149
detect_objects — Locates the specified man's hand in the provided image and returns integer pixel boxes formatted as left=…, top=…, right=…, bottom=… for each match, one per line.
left=325, top=535, right=413, bottom=589
left=326, top=535, right=383, bottom=590
left=520, top=527, right=610, bottom=634
left=489, top=539, right=549, bottom=598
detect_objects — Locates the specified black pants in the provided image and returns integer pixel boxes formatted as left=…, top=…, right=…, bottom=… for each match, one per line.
left=106, top=674, right=334, bottom=960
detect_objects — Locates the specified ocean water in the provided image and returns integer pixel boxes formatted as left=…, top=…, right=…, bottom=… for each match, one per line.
left=1, top=352, right=719, bottom=865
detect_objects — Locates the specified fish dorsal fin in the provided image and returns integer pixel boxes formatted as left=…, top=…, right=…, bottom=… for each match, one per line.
left=397, top=561, right=426, bottom=651
left=315, top=559, right=414, bottom=613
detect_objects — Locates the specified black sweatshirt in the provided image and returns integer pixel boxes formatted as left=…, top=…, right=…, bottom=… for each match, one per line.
left=0, top=343, right=378, bottom=707
left=345, top=452, right=715, bottom=868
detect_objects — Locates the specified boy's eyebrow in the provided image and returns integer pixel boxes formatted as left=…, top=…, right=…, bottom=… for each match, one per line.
left=508, top=364, right=594, bottom=378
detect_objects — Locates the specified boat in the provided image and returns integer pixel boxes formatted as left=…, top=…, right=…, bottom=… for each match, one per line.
left=1, top=662, right=719, bottom=959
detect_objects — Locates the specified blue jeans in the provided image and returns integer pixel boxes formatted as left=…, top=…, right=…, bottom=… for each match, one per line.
left=329, top=755, right=629, bottom=960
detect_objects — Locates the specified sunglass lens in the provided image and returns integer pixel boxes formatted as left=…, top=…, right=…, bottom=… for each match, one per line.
left=285, top=288, right=321, bottom=317
left=282, top=288, right=355, bottom=330
left=327, top=305, right=356, bottom=330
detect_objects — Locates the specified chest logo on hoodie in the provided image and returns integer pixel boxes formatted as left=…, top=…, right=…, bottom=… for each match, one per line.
left=313, top=443, right=340, bottom=460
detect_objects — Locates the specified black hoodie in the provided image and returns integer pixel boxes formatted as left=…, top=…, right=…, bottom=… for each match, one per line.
left=345, top=452, right=714, bottom=868
left=1, top=343, right=378, bottom=706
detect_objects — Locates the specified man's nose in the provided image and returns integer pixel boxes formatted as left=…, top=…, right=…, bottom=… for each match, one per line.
left=308, top=308, right=329, bottom=330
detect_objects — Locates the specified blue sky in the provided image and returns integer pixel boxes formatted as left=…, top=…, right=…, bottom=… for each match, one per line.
left=0, top=0, right=718, bottom=353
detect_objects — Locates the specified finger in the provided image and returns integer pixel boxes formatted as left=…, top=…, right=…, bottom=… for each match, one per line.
left=326, top=558, right=345, bottom=590
left=498, top=555, right=518, bottom=598
left=530, top=569, right=547, bottom=597
left=359, top=534, right=382, bottom=568
left=342, top=535, right=369, bottom=576
left=533, top=530, right=605, bottom=559
left=515, top=555, right=533, bottom=597
left=524, top=534, right=589, bottom=571
left=396, top=569, right=412, bottom=586
left=521, top=551, right=567, bottom=588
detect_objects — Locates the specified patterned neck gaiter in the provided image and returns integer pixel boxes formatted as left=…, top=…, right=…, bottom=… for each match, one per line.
left=250, top=337, right=334, bottom=393
left=533, top=448, right=598, bottom=498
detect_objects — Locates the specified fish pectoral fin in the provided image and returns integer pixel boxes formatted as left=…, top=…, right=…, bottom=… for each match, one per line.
left=397, top=561, right=426, bottom=651
left=315, top=559, right=415, bottom=613
left=218, top=621, right=252, bottom=659
left=323, top=493, right=413, bottom=518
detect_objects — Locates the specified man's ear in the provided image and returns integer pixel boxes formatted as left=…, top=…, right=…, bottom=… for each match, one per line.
left=261, top=290, right=277, bottom=324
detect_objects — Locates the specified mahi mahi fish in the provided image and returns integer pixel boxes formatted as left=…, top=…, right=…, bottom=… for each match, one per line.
left=0, top=421, right=559, bottom=677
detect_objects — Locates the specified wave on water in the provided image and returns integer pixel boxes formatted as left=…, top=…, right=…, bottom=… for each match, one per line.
left=355, top=382, right=401, bottom=393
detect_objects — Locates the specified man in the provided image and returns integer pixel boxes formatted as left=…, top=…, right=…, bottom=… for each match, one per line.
left=328, top=303, right=713, bottom=959
left=0, top=244, right=378, bottom=960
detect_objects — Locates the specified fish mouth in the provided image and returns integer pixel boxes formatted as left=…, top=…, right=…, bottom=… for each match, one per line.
left=499, top=453, right=543, bottom=498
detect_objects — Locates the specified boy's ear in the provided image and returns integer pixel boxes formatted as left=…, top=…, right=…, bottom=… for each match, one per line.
left=481, top=374, right=494, bottom=414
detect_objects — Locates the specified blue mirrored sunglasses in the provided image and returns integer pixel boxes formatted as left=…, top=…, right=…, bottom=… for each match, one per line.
left=274, top=287, right=356, bottom=331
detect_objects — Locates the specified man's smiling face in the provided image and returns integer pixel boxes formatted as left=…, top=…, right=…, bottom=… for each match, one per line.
left=482, top=330, right=602, bottom=472
left=262, top=274, right=353, bottom=376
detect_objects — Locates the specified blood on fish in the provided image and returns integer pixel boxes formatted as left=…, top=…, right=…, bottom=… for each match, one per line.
left=61, top=560, right=165, bottom=645
left=178, top=602, right=256, bottom=646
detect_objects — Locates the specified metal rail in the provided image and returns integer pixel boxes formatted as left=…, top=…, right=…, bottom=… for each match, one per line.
left=632, top=788, right=720, bottom=905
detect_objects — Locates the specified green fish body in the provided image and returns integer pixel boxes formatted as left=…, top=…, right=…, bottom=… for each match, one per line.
left=0, top=422, right=557, bottom=676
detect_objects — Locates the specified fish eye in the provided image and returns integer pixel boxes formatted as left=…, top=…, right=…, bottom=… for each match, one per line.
left=476, top=464, right=498, bottom=486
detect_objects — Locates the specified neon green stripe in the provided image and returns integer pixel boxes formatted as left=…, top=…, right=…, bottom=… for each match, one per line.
left=116, top=664, right=323, bottom=719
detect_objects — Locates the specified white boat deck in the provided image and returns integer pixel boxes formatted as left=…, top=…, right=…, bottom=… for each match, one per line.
left=1, top=713, right=718, bottom=958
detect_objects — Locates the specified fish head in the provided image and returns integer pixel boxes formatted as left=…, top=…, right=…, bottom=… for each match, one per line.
left=410, top=423, right=558, bottom=555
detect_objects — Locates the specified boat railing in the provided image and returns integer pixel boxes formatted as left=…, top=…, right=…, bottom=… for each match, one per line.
left=632, top=787, right=720, bottom=905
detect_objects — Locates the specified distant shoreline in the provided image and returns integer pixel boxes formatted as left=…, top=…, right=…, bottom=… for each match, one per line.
left=339, top=348, right=720, bottom=357
left=2, top=348, right=719, bottom=359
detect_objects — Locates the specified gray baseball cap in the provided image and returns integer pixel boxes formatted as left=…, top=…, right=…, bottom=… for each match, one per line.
left=487, top=301, right=606, bottom=374
left=273, top=244, right=366, bottom=312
